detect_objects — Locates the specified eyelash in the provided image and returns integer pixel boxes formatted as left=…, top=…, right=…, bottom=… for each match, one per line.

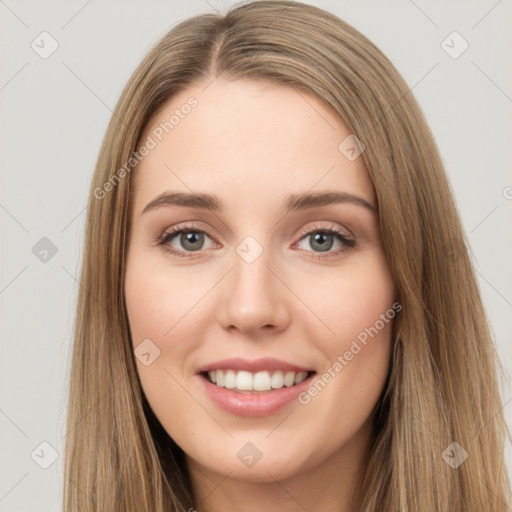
left=156, top=221, right=356, bottom=260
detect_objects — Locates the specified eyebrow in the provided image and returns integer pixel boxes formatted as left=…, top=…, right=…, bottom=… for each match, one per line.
left=142, top=190, right=377, bottom=215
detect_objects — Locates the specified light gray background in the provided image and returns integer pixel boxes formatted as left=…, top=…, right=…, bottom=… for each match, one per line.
left=1, top=0, right=511, bottom=510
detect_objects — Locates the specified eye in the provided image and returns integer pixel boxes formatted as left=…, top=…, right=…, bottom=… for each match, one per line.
left=293, top=222, right=356, bottom=259
left=156, top=221, right=356, bottom=259
left=156, top=222, right=216, bottom=258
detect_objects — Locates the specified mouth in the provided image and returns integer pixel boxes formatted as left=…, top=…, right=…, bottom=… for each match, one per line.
left=200, top=369, right=316, bottom=394
left=195, top=357, right=317, bottom=416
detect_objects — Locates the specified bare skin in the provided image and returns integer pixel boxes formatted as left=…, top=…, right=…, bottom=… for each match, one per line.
left=124, top=77, right=396, bottom=512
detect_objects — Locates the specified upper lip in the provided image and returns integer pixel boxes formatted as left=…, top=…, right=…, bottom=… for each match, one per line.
left=196, top=357, right=314, bottom=374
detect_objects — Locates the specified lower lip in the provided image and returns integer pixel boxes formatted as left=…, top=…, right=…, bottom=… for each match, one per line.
left=197, top=373, right=315, bottom=417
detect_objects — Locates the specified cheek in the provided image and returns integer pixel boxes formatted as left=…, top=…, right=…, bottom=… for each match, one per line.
left=295, top=252, right=395, bottom=423
left=300, top=251, right=396, bottom=349
left=124, top=257, right=202, bottom=439
left=124, top=254, right=203, bottom=347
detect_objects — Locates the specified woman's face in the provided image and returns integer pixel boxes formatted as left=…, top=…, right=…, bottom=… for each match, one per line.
left=124, top=77, right=396, bottom=483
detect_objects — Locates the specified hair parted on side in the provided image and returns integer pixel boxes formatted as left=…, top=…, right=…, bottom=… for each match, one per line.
left=63, top=1, right=511, bottom=510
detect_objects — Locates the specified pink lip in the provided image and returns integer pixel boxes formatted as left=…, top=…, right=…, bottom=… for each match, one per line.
left=196, top=357, right=313, bottom=374
left=195, top=357, right=316, bottom=417
left=197, top=373, right=315, bottom=417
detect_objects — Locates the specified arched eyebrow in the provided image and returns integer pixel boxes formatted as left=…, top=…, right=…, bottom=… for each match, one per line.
left=141, top=191, right=377, bottom=215
left=286, top=191, right=376, bottom=213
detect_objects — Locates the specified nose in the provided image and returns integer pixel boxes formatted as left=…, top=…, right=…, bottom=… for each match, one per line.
left=216, top=245, right=291, bottom=336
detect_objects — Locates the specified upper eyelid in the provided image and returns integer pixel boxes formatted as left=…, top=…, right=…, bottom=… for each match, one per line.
left=160, top=221, right=354, bottom=246
left=161, top=221, right=349, bottom=235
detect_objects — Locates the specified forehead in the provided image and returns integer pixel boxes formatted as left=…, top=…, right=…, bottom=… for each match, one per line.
left=132, top=78, right=375, bottom=215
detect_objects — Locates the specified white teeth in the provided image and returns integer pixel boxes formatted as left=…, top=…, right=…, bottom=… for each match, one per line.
left=253, top=371, right=271, bottom=391
left=284, top=371, right=295, bottom=387
left=224, top=369, right=236, bottom=389
left=294, top=371, right=308, bottom=384
left=206, top=369, right=310, bottom=391
left=271, top=370, right=284, bottom=389
left=236, top=370, right=253, bottom=390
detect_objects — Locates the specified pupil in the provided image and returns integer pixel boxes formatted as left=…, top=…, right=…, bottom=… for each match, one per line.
left=181, top=231, right=204, bottom=251
left=311, top=232, right=333, bottom=252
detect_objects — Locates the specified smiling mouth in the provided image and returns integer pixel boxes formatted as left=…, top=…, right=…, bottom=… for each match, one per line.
left=201, top=369, right=316, bottom=394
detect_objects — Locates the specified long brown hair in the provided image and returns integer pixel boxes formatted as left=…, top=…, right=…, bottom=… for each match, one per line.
left=63, top=1, right=511, bottom=510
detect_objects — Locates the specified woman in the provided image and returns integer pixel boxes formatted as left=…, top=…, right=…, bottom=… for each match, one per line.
left=63, top=1, right=511, bottom=510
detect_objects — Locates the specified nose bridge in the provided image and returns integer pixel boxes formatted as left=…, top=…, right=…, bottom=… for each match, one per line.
left=218, top=234, right=290, bottom=333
